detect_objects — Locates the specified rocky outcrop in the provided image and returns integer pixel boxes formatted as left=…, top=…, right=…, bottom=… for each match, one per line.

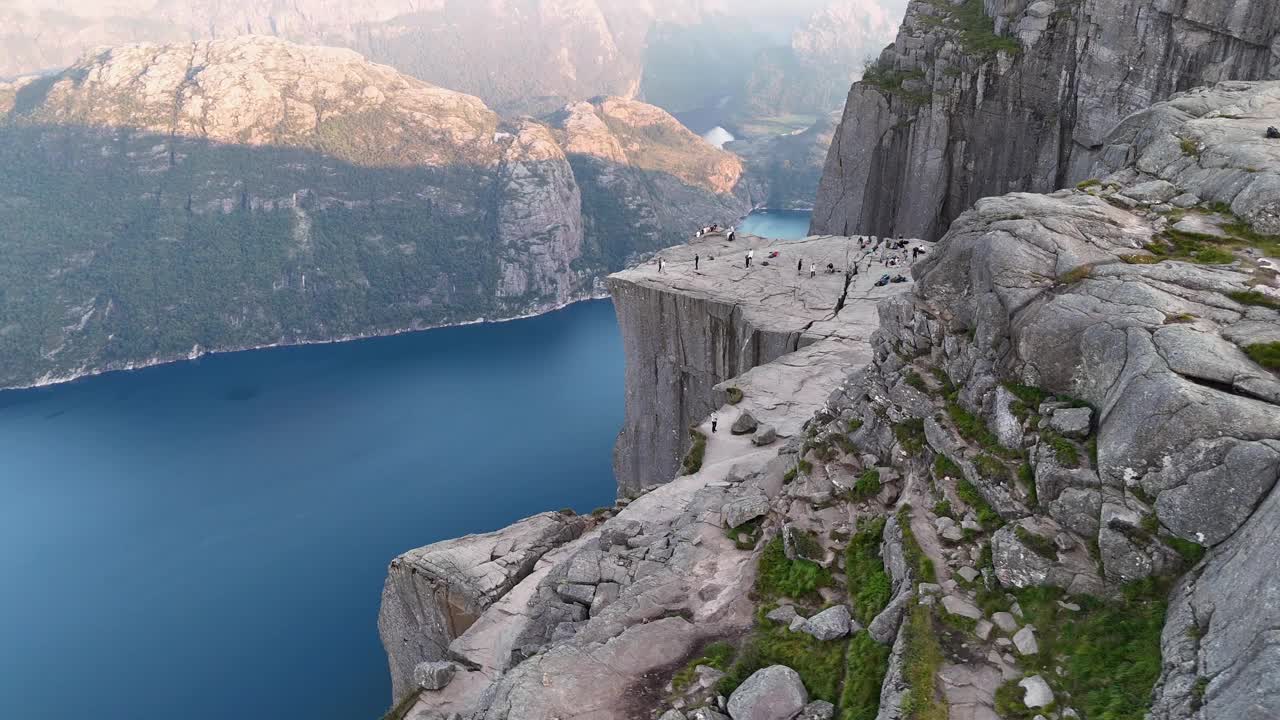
left=609, top=232, right=913, bottom=494
left=811, top=0, right=1280, bottom=241
left=377, top=511, right=587, bottom=701
left=379, top=230, right=919, bottom=715
left=0, top=36, right=749, bottom=390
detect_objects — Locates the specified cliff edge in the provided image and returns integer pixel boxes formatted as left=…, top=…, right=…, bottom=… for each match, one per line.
left=811, top=0, right=1280, bottom=241
left=380, top=82, right=1279, bottom=720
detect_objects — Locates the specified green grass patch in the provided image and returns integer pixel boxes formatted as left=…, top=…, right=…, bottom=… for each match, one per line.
left=783, top=466, right=798, bottom=484
left=726, top=517, right=764, bottom=551
left=682, top=428, right=707, bottom=474
left=947, top=401, right=1021, bottom=459
left=852, top=469, right=882, bottom=501
left=1166, top=536, right=1206, bottom=566
left=861, top=65, right=930, bottom=104
left=905, top=370, right=929, bottom=392
left=1077, top=178, right=1102, bottom=190
left=727, top=387, right=744, bottom=405
left=1244, top=342, right=1280, bottom=370
left=899, top=604, right=947, bottom=720
left=1147, top=229, right=1238, bottom=265
left=718, top=610, right=847, bottom=702
left=672, top=640, right=736, bottom=691
left=923, top=0, right=1021, bottom=57
left=897, top=507, right=937, bottom=583
left=933, top=454, right=964, bottom=481
left=1019, top=462, right=1038, bottom=506
left=1059, top=264, right=1094, bottom=284
left=1041, top=430, right=1081, bottom=468
left=841, top=631, right=892, bottom=720
left=756, top=536, right=832, bottom=602
left=894, top=419, right=928, bottom=456
left=792, top=528, right=826, bottom=562
left=933, top=499, right=954, bottom=519
left=1179, top=137, right=1201, bottom=157
left=847, top=418, right=864, bottom=433
left=1014, top=525, right=1059, bottom=560
left=1009, top=582, right=1168, bottom=720
left=1222, top=220, right=1280, bottom=256
left=956, top=479, right=1003, bottom=531
left=846, top=517, right=892, bottom=625
left=974, top=453, right=1011, bottom=481
left=1229, top=290, right=1280, bottom=309
left=994, top=679, right=1047, bottom=719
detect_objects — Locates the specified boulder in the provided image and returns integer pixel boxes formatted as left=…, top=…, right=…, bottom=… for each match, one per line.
left=590, top=581, right=621, bottom=617
left=992, top=612, right=1019, bottom=634
left=732, top=412, right=759, bottom=435
left=726, top=665, right=808, bottom=720
left=957, top=566, right=980, bottom=583
left=788, top=615, right=808, bottom=632
left=689, top=709, right=730, bottom=720
left=766, top=605, right=798, bottom=624
left=753, top=425, right=778, bottom=446
left=1124, top=179, right=1179, bottom=204
left=975, top=619, right=994, bottom=640
left=796, top=700, right=836, bottom=720
left=802, top=605, right=852, bottom=641
left=659, top=712, right=689, bottom=720
left=555, top=582, right=596, bottom=606
left=1019, top=675, right=1054, bottom=708
left=413, top=661, right=456, bottom=691
left=942, top=595, right=983, bottom=620
left=1048, top=407, right=1092, bottom=438
left=722, top=493, right=770, bottom=530
left=1013, top=626, right=1040, bottom=655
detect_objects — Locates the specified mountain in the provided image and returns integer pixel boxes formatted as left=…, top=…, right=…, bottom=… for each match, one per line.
left=0, top=0, right=903, bottom=117
left=381, top=79, right=1280, bottom=720
left=811, top=0, right=1280, bottom=240
left=0, top=36, right=747, bottom=389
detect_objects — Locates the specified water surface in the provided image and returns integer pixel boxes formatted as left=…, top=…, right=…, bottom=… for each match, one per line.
left=739, top=209, right=813, bottom=240
left=0, top=300, right=622, bottom=720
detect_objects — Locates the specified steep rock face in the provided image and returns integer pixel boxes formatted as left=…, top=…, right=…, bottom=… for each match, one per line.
left=0, top=36, right=748, bottom=390
left=377, top=511, right=587, bottom=701
left=811, top=0, right=1280, bottom=241
left=495, top=121, right=586, bottom=305
left=382, top=229, right=915, bottom=716
left=608, top=233, right=907, bottom=494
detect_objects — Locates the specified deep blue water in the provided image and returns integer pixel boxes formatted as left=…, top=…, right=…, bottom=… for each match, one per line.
left=739, top=209, right=813, bottom=240
left=0, top=300, right=622, bottom=720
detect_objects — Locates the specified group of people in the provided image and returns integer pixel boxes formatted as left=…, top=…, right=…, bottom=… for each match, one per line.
left=659, top=231, right=926, bottom=282
left=695, top=224, right=737, bottom=242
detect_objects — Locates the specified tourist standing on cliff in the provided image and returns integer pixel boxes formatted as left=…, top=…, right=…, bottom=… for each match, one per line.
left=809, top=263, right=816, bottom=278
left=695, top=254, right=700, bottom=270
left=797, top=258, right=803, bottom=273
left=728, top=228, right=737, bottom=242
left=711, top=414, right=718, bottom=433
left=658, top=257, right=665, bottom=273
left=746, top=249, right=754, bottom=268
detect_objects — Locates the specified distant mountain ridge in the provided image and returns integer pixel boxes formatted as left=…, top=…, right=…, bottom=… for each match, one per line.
left=0, top=0, right=905, bottom=117
left=0, top=36, right=748, bottom=389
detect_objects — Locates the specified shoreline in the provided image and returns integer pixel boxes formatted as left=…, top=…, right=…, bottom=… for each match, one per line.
left=2, top=290, right=613, bottom=394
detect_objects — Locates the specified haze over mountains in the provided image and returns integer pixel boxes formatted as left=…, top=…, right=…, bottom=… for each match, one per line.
left=0, top=36, right=750, bottom=389
left=0, top=0, right=905, bottom=117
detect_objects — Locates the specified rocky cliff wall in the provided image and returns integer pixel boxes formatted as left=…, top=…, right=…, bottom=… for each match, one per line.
left=0, top=36, right=749, bottom=390
left=811, top=0, right=1280, bottom=241
left=608, top=233, right=913, bottom=494
left=380, top=82, right=1279, bottom=720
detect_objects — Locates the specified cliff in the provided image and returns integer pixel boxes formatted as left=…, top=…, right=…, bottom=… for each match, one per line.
left=609, top=233, right=910, bottom=494
left=810, top=0, right=1280, bottom=241
left=0, top=36, right=748, bottom=390
left=378, top=228, right=920, bottom=715
left=380, top=82, right=1279, bottom=720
